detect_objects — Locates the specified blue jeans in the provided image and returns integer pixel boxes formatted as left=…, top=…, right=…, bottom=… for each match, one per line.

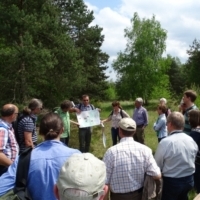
left=111, top=127, right=120, bottom=146
left=162, top=175, right=194, bottom=200
left=78, top=127, right=91, bottom=153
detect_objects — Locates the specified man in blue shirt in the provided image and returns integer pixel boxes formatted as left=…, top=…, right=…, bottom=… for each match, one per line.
left=155, top=112, right=198, bottom=200
left=132, top=97, right=148, bottom=144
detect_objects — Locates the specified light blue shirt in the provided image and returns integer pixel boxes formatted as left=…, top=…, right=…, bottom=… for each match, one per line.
left=153, top=114, right=168, bottom=139
left=154, top=131, right=198, bottom=178
left=0, top=140, right=80, bottom=200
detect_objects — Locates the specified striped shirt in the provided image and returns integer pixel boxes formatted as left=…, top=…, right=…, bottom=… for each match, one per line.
left=0, top=119, right=19, bottom=161
left=184, top=104, right=198, bottom=135
left=17, top=114, right=37, bottom=152
left=103, top=137, right=160, bottom=193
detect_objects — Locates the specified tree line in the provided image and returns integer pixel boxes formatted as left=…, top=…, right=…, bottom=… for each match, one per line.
left=0, top=1, right=200, bottom=108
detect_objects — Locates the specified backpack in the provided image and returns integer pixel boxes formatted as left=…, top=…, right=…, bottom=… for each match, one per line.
left=0, top=147, right=32, bottom=200
left=109, top=109, right=124, bottom=118
left=78, top=103, right=94, bottom=110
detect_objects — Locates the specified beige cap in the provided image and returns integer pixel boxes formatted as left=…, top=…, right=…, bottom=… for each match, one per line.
left=118, top=118, right=136, bottom=131
left=57, top=153, right=106, bottom=200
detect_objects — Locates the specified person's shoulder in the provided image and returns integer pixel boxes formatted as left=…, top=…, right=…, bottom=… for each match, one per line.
left=136, top=142, right=152, bottom=153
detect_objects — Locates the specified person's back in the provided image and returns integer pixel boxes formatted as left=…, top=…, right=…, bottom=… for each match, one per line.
left=156, top=132, right=197, bottom=177
left=0, top=113, right=80, bottom=200
left=104, top=138, right=159, bottom=192
left=17, top=115, right=37, bottom=153
left=103, top=118, right=160, bottom=200
left=155, top=111, right=198, bottom=200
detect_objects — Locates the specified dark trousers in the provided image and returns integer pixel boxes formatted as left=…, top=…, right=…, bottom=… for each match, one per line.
left=194, top=164, right=200, bottom=193
left=111, top=127, right=120, bottom=145
left=60, top=137, right=69, bottom=146
left=110, top=188, right=143, bottom=200
left=78, top=127, right=91, bottom=153
left=161, top=175, right=194, bottom=200
left=0, top=165, right=8, bottom=176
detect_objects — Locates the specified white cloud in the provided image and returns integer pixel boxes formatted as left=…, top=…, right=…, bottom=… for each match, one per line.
left=85, top=0, right=200, bottom=80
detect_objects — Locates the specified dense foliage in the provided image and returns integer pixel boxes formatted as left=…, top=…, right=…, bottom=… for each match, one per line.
left=0, top=0, right=109, bottom=108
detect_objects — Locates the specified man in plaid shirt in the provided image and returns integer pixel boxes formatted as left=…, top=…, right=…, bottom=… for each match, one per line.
left=0, top=104, right=19, bottom=176
left=103, top=118, right=161, bottom=200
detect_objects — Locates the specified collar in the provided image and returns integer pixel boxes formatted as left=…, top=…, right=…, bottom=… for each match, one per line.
left=185, top=104, right=195, bottom=111
left=169, top=130, right=183, bottom=135
left=120, top=137, right=134, bottom=142
left=159, top=113, right=165, bottom=118
left=0, top=119, right=12, bottom=128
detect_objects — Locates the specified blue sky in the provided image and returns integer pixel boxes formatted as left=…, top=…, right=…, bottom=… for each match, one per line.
left=84, top=0, right=200, bottom=80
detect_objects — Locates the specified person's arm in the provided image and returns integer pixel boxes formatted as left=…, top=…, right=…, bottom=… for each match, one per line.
left=101, top=117, right=111, bottom=123
left=0, top=157, right=18, bottom=196
left=153, top=118, right=164, bottom=132
left=0, top=129, right=12, bottom=166
left=154, top=142, right=165, bottom=171
left=24, top=132, right=34, bottom=148
left=142, top=109, right=148, bottom=129
left=70, top=120, right=79, bottom=126
left=0, top=151, right=12, bottom=166
left=69, top=107, right=81, bottom=113
left=103, top=185, right=110, bottom=200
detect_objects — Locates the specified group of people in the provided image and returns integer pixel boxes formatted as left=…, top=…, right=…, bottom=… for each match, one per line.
left=0, top=89, right=199, bottom=200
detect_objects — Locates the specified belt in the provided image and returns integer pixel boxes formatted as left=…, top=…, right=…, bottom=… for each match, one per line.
left=111, top=187, right=143, bottom=195
left=137, top=124, right=144, bottom=128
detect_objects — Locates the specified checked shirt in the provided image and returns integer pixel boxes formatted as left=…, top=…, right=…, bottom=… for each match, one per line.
left=103, top=137, right=160, bottom=193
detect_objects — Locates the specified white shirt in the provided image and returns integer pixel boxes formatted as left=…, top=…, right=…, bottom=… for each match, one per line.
left=103, top=137, right=161, bottom=193
left=154, top=131, right=198, bottom=178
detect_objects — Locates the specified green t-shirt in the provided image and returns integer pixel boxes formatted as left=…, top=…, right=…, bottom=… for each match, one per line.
left=54, top=108, right=70, bottom=138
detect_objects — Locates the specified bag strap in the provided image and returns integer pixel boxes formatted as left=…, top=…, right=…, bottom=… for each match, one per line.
left=13, top=147, right=32, bottom=199
left=120, top=109, right=124, bottom=118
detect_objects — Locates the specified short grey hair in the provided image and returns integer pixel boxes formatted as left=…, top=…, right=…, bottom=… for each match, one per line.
left=167, top=112, right=184, bottom=130
left=160, top=98, right=167, bottom=104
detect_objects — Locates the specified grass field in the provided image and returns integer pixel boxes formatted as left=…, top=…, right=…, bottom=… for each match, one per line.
left=39, top=100, right=197, bottom=199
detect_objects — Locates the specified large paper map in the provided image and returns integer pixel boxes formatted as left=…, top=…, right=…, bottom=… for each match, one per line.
left=76, top=110, right=100, bottom=128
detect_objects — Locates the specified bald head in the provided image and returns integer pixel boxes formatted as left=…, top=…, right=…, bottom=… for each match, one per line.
left=1, top=104, right=18, bottom=123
